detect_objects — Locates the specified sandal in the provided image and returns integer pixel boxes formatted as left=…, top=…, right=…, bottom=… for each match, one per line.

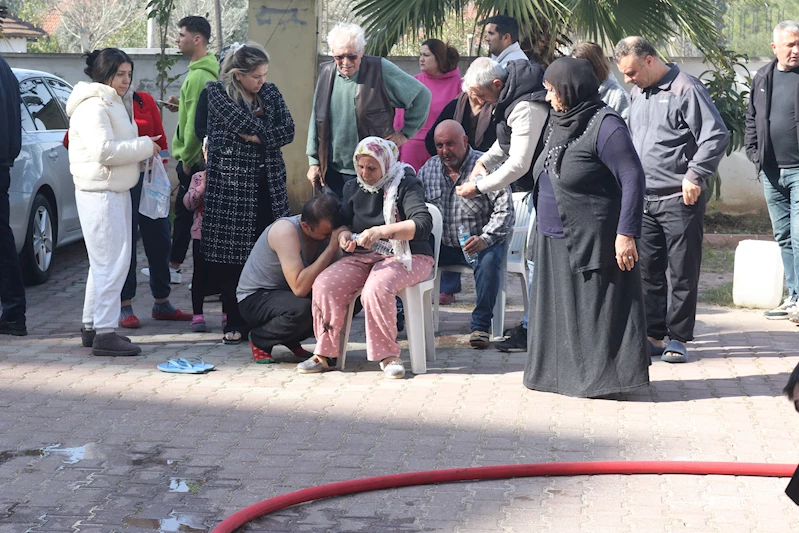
left=469, top=330, right=490, bottom=349
left=222, top=330, right=243, bottom=345
left=296, top=354, right=336, bottom=374
left=661, top=340, right=688, bottom=363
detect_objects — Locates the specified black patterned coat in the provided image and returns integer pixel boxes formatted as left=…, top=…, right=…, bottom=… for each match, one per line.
left=203, top=81, right=294, bottom=264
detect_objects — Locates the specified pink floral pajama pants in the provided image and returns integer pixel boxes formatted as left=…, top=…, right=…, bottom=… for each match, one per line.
left=312, top=251, right=434, bottom=361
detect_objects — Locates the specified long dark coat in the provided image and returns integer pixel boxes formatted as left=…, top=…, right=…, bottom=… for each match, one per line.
left=203, top=81, right=294, bottom=264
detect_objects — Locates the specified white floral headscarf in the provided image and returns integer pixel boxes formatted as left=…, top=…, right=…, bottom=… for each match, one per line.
left=353, top=136, right=414, bottom=271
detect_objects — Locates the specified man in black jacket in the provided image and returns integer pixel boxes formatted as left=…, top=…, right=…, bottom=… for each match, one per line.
left=745, top=20, right=799, bottom=322
left=0, top=53, right=26, bottom=336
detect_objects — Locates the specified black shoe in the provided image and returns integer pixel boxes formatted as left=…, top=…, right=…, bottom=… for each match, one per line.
left=0, top=316, right=27, bottom=336
left=397, top=310, right=405, bottom=333
left=496, top=327, right=526, bottom=352
left=503, top=323, right=524, bottom=338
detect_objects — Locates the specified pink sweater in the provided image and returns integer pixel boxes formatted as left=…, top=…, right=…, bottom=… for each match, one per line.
left=394, top=68, right=462, bottom=171
left=183, top=170, right=206, bottom=240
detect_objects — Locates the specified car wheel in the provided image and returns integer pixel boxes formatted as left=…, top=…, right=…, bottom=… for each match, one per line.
left=21, top=193, right=56, bottom=285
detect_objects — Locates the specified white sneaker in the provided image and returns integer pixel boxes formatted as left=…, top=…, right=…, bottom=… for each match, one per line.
left=765, top=298, right=796, bottom=320
left=140, top=267, right=182, bottom=284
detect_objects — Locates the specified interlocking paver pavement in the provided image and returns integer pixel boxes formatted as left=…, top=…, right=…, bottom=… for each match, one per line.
left=1, top=240, right=798, bottom=532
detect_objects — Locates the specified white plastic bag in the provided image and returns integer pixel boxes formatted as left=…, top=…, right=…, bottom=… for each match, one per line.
left=139, top=157, right=171, bottom=220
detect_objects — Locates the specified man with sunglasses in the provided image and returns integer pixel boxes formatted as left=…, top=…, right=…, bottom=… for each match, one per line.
left=307, top=22, right=431, bottom=199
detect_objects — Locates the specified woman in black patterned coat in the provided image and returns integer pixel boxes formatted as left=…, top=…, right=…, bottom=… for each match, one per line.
left=203, top=43, right=295, bottom=344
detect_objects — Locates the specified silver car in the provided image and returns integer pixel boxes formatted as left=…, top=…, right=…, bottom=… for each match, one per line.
left=10, top=69, right=82, bottom=285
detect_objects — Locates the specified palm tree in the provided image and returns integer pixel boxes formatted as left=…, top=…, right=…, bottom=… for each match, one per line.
left=353, top=0, right=729, bottom=68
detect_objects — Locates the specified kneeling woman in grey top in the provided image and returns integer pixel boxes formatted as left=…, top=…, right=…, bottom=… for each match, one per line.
left=297, top=137, right=434, bottom=379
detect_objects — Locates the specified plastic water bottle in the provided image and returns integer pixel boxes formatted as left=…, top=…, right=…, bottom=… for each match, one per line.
left=351, top=233, right=393, bottom=256
left=457, top=225, right=477, bottom=267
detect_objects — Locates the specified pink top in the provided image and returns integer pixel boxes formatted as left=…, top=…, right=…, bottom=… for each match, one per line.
left=183, top=170, right=206, bottom=240
left=394, top=67, right=462, bottom=171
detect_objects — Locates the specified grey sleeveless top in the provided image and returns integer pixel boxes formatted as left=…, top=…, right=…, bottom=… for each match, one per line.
left=236, top=215, right=324, bottom=302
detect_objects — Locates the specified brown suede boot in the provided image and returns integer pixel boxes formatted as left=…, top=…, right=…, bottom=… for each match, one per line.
left=91, top=332, right=142, bottom=356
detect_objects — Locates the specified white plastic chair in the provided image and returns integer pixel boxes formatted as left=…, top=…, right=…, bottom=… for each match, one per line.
left=433, top=191, right=532, bottom=340
left=338, top=203, right=443, bottom=375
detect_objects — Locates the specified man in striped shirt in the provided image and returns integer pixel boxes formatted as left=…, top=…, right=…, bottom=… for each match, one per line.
left=418, top=120, right=514, bottom=349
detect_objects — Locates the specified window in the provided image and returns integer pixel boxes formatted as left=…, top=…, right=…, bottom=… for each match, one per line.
left=19, top=102, right=36, bottom=132
left=18, top=78, right=68, bottom=131
left=46, top=77, right=72, bottom=114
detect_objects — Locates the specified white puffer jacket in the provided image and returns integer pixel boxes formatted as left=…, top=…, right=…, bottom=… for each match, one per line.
left=66, top=82, right=153, bottom=192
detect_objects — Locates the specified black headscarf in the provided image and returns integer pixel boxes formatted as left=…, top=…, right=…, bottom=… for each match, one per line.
left=543, top=57, right=605, bottom=175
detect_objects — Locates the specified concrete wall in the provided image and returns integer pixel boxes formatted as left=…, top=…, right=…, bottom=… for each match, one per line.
left=4, top=52, right=773, bottom=213
left=248, top=0, right=317, bottom=212
left=0, top=37, right=28, bottom=53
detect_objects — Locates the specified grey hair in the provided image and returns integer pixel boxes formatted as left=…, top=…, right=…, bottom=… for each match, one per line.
left=613, top=36, right=658, bottom=63
left=327, top=22, right=366, bottom=54
left=774, top=20, right=799, bottom=42
left=220, top=42, right=269, bottom=109
left=462, top=57, right=507, bottom=92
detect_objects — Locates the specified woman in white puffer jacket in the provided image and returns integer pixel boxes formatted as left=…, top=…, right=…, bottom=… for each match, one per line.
left=66, top=48, right=160, bottom=357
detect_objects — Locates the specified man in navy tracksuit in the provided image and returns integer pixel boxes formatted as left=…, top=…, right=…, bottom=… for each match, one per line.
left=615, top=37, right=729, bottom=363
left=0, top=53, right=26, bottom=336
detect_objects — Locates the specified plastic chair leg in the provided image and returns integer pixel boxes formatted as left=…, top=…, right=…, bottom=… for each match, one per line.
left=423, top=289, right=436, bottom=361
left=400, top=288, right=427, bottom=374
left=433, top=271, right=441, bottom=333
left=520, top=270, right=529, bottom=315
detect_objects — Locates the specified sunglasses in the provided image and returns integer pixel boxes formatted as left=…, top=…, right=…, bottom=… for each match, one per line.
left=334, top=54, right=359, bottom=62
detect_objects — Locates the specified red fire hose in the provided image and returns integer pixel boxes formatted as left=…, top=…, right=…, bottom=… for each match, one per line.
left=211, top=461, right=797, bottom=532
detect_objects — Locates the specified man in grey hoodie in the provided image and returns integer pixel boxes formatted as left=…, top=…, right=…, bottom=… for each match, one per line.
left=615, top=36, right=729, bottom=363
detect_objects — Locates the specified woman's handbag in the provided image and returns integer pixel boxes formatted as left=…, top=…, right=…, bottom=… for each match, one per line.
left=139, top=157, right=171, bottom=219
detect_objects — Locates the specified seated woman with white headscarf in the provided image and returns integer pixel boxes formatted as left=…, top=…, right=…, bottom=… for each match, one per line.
left=297, top=137, right=434, bottom=379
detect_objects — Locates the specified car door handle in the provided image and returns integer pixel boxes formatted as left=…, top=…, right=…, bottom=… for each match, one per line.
left=47, top=150, right=59, bottom=160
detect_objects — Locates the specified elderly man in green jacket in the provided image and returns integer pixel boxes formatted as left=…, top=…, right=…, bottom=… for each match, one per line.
left=306, top=22, right=432, bottom=199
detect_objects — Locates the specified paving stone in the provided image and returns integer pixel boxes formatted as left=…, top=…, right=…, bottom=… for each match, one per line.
left=2, top=241, right=798, bottom=532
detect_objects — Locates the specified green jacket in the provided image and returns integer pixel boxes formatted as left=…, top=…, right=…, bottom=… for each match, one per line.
left=172, top=53, right=219, bottom=168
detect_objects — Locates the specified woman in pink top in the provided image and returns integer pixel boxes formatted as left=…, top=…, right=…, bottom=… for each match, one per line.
left=395, top=39, right=462, bottom=171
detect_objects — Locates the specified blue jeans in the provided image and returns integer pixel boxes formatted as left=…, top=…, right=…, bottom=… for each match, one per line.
left=763, top=166, right=799, bottom=301
left=438, top=242, right=504, bottom=332
left=121, top=172, right=172, bottom=302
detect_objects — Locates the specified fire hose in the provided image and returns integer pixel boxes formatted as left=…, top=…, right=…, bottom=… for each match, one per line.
left=211, top=460, right=797, bottom=532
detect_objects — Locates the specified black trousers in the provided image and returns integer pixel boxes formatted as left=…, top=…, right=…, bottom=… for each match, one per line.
left=638, top=194, right=705, bottom=343
left=190, top=239, right=223, bottom=316
left=0, top=167, right=25, bottom=320
left=323, top=167, right=356, bottom=201
left=208, top=262, right=247, bottom=334
left=170, top=162, right=200, bottom=266
left=238, top=289, right=314, bottom=351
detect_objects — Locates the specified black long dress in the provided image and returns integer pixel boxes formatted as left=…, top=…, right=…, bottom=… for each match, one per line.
left=523, top=111, right=650, bottom=398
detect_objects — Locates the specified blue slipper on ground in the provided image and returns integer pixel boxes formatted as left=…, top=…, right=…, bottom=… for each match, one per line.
left=179, top=357, right=214, bottom=372
left=157, top=358, right=214, bottom=374
left=661, top=340, right=688, bottom=363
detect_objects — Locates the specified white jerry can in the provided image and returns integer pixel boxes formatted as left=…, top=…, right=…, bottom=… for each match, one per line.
left=732, top=240, right=785, bottom=309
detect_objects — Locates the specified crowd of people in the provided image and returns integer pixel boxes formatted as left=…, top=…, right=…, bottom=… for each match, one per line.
left=13, top=13, right=799, bottom=399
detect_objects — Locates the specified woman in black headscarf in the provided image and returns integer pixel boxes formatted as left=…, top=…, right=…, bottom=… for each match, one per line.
left=523, top=57, right=649, bottom=399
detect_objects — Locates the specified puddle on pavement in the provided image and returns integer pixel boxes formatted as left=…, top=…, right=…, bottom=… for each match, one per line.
left=0, top=444, right=90, bottom=465
left=122, top=512, right=208, bottom=532
left=169, top=478, right=205, bottom=493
